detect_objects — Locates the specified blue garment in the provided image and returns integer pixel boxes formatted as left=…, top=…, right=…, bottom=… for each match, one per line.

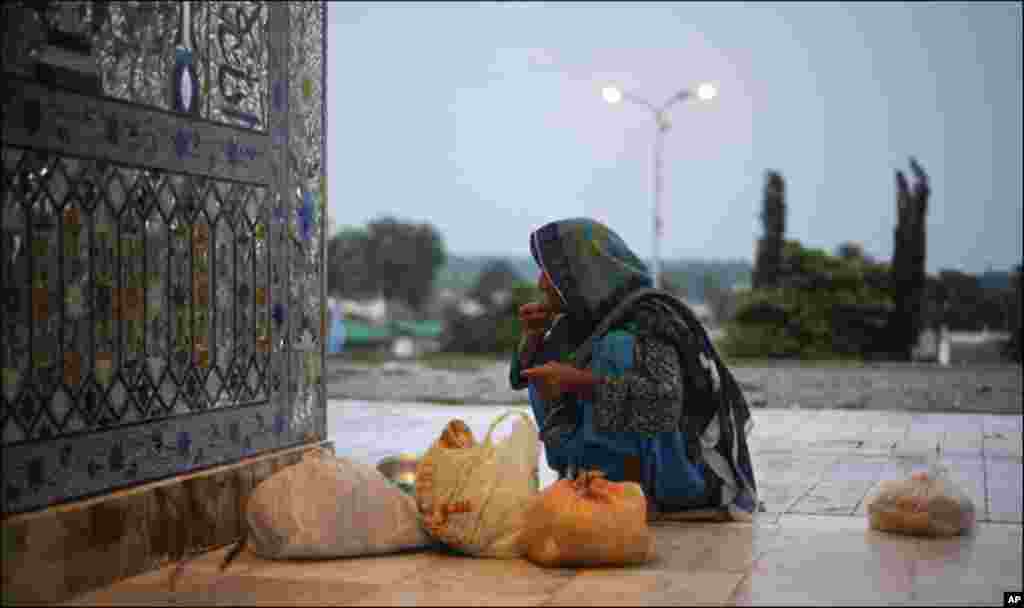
left=328, top=317, right=346, bottom=354
left=526, top=328, right=709, bottom=508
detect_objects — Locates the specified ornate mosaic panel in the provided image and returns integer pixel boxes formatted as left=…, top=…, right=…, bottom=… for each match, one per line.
left=1, top=2, right=326, bottom=516
left=196, top=1, right=270, bottom=130
left=1, top=1, right=268, bottom=128
left=287, top=1, right=326, bottom=441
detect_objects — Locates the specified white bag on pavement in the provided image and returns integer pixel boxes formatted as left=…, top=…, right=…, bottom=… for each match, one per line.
left=415, top=411, right=540, bottom=558
left=245, top=449, right=433, bottom=559
left=866, top=457, right=976, bottom=538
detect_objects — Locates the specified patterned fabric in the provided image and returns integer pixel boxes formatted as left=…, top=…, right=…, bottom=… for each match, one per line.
left=592, top=334, right=683, bottom=435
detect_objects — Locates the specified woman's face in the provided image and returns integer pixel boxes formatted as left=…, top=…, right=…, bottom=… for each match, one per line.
left=538, top=271, right=563, bottom=313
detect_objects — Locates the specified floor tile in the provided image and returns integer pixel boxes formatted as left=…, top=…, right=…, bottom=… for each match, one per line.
left=775, top=514, right=873, bottom=534
left=235, top=548, right=441, bottom=585
left=544, top=569, right=746, bottom=607
left=735, top=524, right=918, bottom=605
left=175, top=575, right=382, bottom=606
left=911, top=522, right=1022, bottom=606
left=789, top=481, right=875, bottom=516
left=171, top=544, right=262, bottom=576
left=982, top=415, right=1021, bottom=436
left=350, top=587, right=554, bottom=607
left=63, top=567, right=383, bottom=607
left=985, top=432, right=1023, bottom=459
left=730, top=558, right=912, bottom=606
left=346, top=556, right=571, bottom=607
left=648, top=522, right=780, bottom=574
left=63, top=585, right=181, bottom=606
left=754, top=482, right=808, bottom=514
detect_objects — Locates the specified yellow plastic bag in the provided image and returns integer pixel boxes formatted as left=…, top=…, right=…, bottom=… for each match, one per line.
left=866, top=464, right=976, bottom=537
left=519, top=470, right=655, bottom=568
left=415, top=411, right=540, bottom=558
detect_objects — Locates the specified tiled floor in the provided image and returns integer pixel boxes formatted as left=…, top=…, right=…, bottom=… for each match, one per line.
left=63, top=517, right=1022, bottom=606
left=61, top=403, right=1023, bottom=606
left=325, top=401, right=1023, bottom=524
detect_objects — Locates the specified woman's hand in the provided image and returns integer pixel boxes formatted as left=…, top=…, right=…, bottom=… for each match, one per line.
left=521, top=362, right=601, bottom=400
left=518, top=302, right=554, bottom=336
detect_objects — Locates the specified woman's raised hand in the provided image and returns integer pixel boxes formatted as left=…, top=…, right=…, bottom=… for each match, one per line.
left=518, top=302, right=554, bottom=336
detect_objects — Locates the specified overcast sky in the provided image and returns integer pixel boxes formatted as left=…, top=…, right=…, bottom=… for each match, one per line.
left=326, top=1, right=1022, bottom=274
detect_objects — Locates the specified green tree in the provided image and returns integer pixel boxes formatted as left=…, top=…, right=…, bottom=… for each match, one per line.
left=364, top=217, right=446, bottom=313
left=327, top=227, right=375, bottom=299
left=661, top=272, right=688, bottom=300
left=469, top=260, right=523, bottom=307
left=442, top=280, right=542, bottom=355
left=1008, top=263, right=1022, bottom=361
left=327, top=217, right=446, bottom=313
left=836, top=241, right=868, bottom=263
left=702, top=272, right=739, bottom=325
left=720, top=240, right=894, bottom=360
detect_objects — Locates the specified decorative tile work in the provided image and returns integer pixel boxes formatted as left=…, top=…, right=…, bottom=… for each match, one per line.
left=200, top=2, right=270, bottom=131
left=1, top=1, right=325, bottom=516
left=1, top=80, right=272, bottom=184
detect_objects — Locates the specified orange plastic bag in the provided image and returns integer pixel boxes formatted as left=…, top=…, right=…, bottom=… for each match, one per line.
left=865, top=465, right=976, bottom=537
left=519, top=470, right=656, bottom=568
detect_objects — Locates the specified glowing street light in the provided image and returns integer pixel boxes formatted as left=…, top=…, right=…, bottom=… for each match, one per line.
left=602, top=86, right=623, bottom=105
left=602, top=82, right=718, bottom=290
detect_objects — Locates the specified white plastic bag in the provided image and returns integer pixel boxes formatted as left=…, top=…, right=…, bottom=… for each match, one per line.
left=415, top=411, right=540, bottom=558
left=866, top=463, right=976, bottom=537
left=245, top=449, right=433, bottom=559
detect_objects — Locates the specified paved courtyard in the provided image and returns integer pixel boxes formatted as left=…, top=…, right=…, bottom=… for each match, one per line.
left=326, top=359, right=1023, bottom=414
left=65, top=400, right=1023, bottom=606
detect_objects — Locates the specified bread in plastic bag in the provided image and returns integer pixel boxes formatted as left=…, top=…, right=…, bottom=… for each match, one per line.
left=519, top=470, right=656, bottom=568
left=865, top=464, right=975, bottom=537
left=243, top=449, right=434, bottom=559
left=415, top=412, right=540, bottom=558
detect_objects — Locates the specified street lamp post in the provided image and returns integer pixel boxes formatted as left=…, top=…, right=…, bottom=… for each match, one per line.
left=602, top=83, right=717, bottom=290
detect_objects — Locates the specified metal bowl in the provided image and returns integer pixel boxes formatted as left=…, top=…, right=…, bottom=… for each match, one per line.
left=376, top=453, right=419, bottom=495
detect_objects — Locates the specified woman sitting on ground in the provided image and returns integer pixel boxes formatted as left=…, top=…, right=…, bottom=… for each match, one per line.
left=510, top=218, right=759, bottom=521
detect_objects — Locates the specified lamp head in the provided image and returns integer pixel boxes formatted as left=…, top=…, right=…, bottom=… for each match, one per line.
left=697, top=83, right=717, bottom=102
left=602, top=86, right=623, bottom=105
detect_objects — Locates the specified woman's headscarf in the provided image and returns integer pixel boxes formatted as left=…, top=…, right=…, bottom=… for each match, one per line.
left=529, top=218, right=652, bottom=350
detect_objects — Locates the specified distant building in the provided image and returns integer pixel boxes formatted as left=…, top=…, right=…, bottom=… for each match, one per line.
left=490, top=289, right=512, bottom=309
left=457, top=297, right=486, bottom=318
left=337, top=296, right=389, bottom=323
left=335, top=318, right=444, bottom=359
left=913, top=327, right=1012, bottom=365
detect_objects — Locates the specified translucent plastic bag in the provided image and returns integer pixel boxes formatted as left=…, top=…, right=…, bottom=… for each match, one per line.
left=866, top=463, right=976, bottom=537
left=415, top=412, right=540, bottom=558
left=519, top=470, right=656, bottom=568
left=243, top=449, right=433, bottom=559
